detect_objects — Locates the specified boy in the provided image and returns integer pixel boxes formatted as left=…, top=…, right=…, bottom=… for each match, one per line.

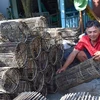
left=57, top=20, right=100, bottom=73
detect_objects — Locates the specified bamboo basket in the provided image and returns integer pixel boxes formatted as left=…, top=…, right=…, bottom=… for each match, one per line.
left=60, top=92, right=100, bottom=100
left=13, top=81, right=31, bottom=93
left=56, top=58, right=100, bottom=91
left=15, top=42, right=27, bottom=68
left=0, top=53, right=18, bottom=68
left=29, top=36, right=41, bottom=59
left=44, top=64, right=54, bottom=84
left=40, top=84, right=48, bottom=96
left=47, top=78, right=58, bottom=94
left=35, top=51, right=48, bottom=72
left=0, top=42, right=18, bottom=53
left=33, top=72, right=44, bottom=92
left=0, top=93, right=11, bottom=100
left=49, top=44, right=64, bottom=65
left=0, top=21, right=26, bottom=42
left=0, top=68, right=20, bottom=93
left=13, top=91, right=48, bottom=100
left=21, top=58, right=37, bottom=81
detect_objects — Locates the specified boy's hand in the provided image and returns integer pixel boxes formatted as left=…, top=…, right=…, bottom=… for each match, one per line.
left=93, top=51, right=100, bottom=61
left=56, top=67, right=66, bottom=73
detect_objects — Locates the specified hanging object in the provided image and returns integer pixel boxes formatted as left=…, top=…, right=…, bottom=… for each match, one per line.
left=85, top=5, right=100, bottom=23
left=74, top=0, right=88, bottom=11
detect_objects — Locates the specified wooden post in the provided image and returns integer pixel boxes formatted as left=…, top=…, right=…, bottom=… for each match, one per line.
left=79, top=11, right=84, bottom=33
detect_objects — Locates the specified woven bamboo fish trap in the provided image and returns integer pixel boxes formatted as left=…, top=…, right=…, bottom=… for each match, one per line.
left=40, top=84, right=48, bottom=96
left=0, top=68, right=20, bottom=93
left=15, top=42, right=27, bottom=68
left=21, top=58, right=37, bottom=81
left=49, top=44, right=64, bottom=65
left=41, top=31, right=51, bottom=51
left=0, top=42, right=20, bottom=68
left=41, top=37, right=51, bottom=52
left=0, top=93, right=11, bottom=100
left=0, top=42, right=27, bottom=68
left=0, top=53, right=19, bottom=68
left=0, top=21, right=26, bottom=42
left=13, top=81, right=31, bottom=93
left=33, top=72, right=44, bottom=92
left=60, top=92, right=100, bottom=100
left=47, top=78, right=58, bottom=94
left=29, top=36, right=41, bottom=59
left=0, top=42, right=18, bottom=53
left=13, top=91, right=48, bottom=100
left=35, top=51, right=48, bottom=72
left=44, top=64, right=54, bottom=84
left=56, top=58, right=100, bottom=91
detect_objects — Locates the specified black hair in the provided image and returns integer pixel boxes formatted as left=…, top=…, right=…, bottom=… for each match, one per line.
left=86, top=20, right=100, bottom=28
left=85, top=20, right=100, bottom=35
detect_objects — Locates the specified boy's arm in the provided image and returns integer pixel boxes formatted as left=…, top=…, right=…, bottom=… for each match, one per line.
left=57, top=48, right=79, bottom=73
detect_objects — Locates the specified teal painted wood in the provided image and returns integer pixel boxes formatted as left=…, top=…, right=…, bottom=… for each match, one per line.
left=65, top=11, right=79, bottom=28
left=59, top=0, right=66, bottom=28
left=59, top=0, right=93, bottom=28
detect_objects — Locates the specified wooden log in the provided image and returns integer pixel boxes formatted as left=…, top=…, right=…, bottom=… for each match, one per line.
left=55, top=58, right=100, bottom=91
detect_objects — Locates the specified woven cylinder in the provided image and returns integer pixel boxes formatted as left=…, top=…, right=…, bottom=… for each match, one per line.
left=15, top=42, right=27, bottom=68
left=21, top=58, right=37, bottom=81
left=13, top=81, right=31, bottom=93
left=0, top=53, right=18, bottom=68
left=0, top=93, right=10, bottom=100
left=33, top=72, right=44, bottom=92
left=56, top=58, right=100, bottom=91
left=49, top=44, right=64, bottom=65
left=44, top=64, right=54, bottom=84
left=0, top=68, right=20, bottom=93
left=30, top=36, right=41, bottom=59
left=35, top=51, right=48, bottom=71
left=0, top=42, right=18, bottom=53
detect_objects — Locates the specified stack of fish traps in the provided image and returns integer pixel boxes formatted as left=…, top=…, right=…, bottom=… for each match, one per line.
left=0, top=16, right=67, bottom=99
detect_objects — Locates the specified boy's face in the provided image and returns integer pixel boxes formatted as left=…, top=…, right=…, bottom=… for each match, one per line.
left=86, top=26, right=100, bottom=42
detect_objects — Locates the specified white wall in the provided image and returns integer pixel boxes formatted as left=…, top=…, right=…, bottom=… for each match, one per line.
left=0, top=0, right=10, bottom=18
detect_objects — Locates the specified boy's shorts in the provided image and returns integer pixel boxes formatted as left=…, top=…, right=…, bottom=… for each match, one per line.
left=63, top=47, right=92, bottom=68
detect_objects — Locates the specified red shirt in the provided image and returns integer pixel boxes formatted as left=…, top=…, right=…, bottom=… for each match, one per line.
left=74, top=35, right=100, bottom=56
